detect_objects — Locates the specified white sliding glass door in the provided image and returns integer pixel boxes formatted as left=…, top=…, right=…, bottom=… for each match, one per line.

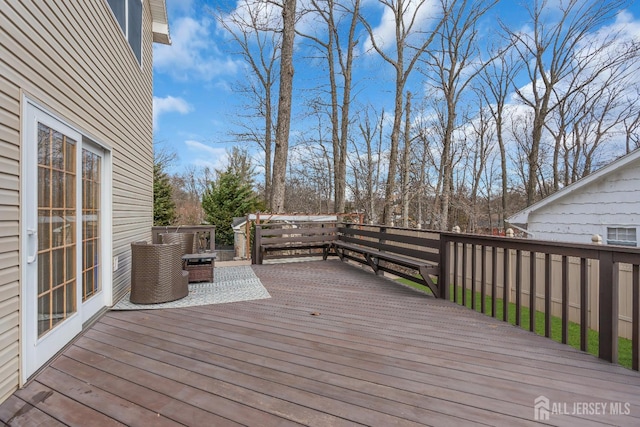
left=22, top=101, right=109, bottom=380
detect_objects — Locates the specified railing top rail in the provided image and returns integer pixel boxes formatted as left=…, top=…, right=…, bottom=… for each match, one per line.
left=256, top=221, right=338, bottom=228
left=152, top=225, right=216, bottom=231
left=337, top=222, right=444, bottom=234
left=440, top=231, right=640, bottom=260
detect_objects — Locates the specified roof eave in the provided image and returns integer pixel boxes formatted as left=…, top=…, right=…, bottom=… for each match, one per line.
left=150, top=0, right=171, bottom=45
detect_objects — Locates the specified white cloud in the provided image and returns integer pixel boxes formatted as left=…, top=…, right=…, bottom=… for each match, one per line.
left=184, top=140, right=228, bottom=170
left=221, top=0, right=282, bottom=34
left=363, top=0, right=440, bottom=54
left=153, top=95, right=192, bottom=131
left=154, top=16, right=242, bottom=81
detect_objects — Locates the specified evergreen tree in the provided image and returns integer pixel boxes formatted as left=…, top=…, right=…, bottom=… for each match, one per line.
left=202, top=168, right=264, bottom=246
left=153, top=163, right=177, bottom=226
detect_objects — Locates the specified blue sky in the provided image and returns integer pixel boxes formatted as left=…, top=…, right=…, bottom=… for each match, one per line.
left=152, top=0, right=640, bottom=176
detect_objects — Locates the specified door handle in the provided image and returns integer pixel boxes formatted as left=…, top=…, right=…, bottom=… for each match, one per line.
left=27, top=228, right=38, bottom=264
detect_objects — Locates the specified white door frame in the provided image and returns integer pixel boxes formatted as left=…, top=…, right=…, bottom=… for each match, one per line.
left=21, top=98, right=112, bottom=384
left=79, top=140, right=113, bottom=323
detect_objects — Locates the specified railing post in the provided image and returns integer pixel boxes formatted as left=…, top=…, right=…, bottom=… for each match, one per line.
left=377, top=225, right=386, bottom=276
left=209, top=226, right=216, bottom=251
left=633, top=264, right=639, bottom=371
left=598, top=250, right=619, bottom=363
left=253, top=225, right=262, bottom=264
left=544, top=253, right=552, bottom=338
left=503, top=246, right=510, bottom=322
left=245, top=219, right=251, bottom=260
left=580, top=258, right=589, bottom=352
left=439, top=234, right=450, bottom=300
left=453, top=242, right=459, bottom=303
left=529, top=251, right=537, bottom=332
left=471, top=244, right=477, bottom=310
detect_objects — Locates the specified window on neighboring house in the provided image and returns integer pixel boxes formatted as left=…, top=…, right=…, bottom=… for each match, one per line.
left=106, top=0, right=142, bottom=65
left=607, top=227, right=637, bottom=247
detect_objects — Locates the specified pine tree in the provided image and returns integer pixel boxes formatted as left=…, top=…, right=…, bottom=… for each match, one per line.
left=202, top=169, right=264, bottom=246
left=153, top=163, right=177, bottom=226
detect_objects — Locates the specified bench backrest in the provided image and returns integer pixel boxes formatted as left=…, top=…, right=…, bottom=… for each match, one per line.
left=253, top=222, right=338, bottom=263
left=258, top=224, right=338, bottom=246
left=252, top=221, right=442, bottom=267
left=337, top=224, right=440, bottom=265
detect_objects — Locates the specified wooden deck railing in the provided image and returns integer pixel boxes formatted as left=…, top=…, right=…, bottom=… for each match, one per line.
left=252, top=222, right=640, bottom=370
left=253, top=222, right=441, bottom=294
left=252, top=222, right=338, bottom=264
left=440, top=232, right=640, bottom=370
left=335, top=223, right=441, bottom=295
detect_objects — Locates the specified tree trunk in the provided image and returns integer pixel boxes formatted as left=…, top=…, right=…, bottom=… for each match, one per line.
left=401, top=92, right=412, bottom=228
left=383, top=78, right=404, bottom=226
left=335, top=2, right=358, bottom=213
left=264, top=86, right=273, bottom=202
left=527, top=107, right=545, bottom=206
left=270, top=0, right=297, bottom=213
left=497, top=128, right=507, bottom=227
left=440, top=96, right=456, bottom=231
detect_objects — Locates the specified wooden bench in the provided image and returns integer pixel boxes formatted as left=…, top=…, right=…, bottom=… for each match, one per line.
left=333, top=224, right=441, bottom=296
left=254, top=223, right=338, bottom=264
left=252, top=221, right=442, bottom=297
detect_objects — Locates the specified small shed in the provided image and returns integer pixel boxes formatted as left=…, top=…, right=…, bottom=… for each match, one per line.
left=507, top=148, right=640, bottom=245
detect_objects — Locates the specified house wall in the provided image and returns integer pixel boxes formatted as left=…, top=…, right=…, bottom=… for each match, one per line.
left=0, top=0, right=155, bottom=402
left=526, top=162, right=640, bottom=244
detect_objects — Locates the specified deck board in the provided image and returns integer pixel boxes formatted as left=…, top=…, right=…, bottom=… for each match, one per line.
left=2, top=259, right=640, bottom=426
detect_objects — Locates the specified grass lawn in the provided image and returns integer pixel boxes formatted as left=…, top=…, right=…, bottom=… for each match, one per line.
left=397, top=278, right=634, bottom=369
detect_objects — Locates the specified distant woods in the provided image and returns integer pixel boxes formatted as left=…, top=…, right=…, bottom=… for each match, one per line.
left=184, top=0, right=640, bottom=232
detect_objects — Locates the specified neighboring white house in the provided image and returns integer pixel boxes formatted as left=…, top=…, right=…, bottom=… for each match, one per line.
left=0, top=0, right=170, bottom=403
left=507, top=148, right=640, bottom=246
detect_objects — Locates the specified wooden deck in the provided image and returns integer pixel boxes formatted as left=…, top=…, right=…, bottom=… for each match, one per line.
left=2, top=260, right=640, bottom=426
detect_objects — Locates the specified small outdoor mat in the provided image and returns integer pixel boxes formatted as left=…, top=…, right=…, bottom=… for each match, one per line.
left=112, top=265, right=270, bottom=310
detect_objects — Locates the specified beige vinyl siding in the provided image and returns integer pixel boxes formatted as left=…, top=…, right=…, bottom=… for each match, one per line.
left=0, top=63, right=21, bottom=402
left=0, top=0, right=157, bottom=397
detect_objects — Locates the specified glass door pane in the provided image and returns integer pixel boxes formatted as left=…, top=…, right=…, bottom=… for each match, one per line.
left=37, top=123, right=77, bottom=337
left=82, top=148, right=101, bottom=301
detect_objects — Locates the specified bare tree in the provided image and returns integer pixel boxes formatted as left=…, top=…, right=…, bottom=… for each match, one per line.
left=562, top=56, right=640, bottom=184
left=348, top=106, right=386, bottom=223
left=288, top=138, right=334, bottom=212
left=171, top=166, right=206, bottom=225
left=400, top=92, right=412, bottom=227
left=623, top=94, right=640, bottom=153
left=215, top=0, right=281, bottom=204
left=508, top=111, right=534, bottom=198
left=411, top=110, right=439, bottom=229
left=480, top=46, right=520, bottom=227
left=507, top=0, right=630, bottom=205
left=360, top=0, right=450, bottom=225
left=294, top=102, right=335, bottom=211
left=467, top=94, right=495, bottom=232
left=421, top=0, right=498, bottom=230
left=270, top=0, right=298, bottom=213
left=298, top=0, right=361, bottom=213
left=153, top=140, right=177, bottom=171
